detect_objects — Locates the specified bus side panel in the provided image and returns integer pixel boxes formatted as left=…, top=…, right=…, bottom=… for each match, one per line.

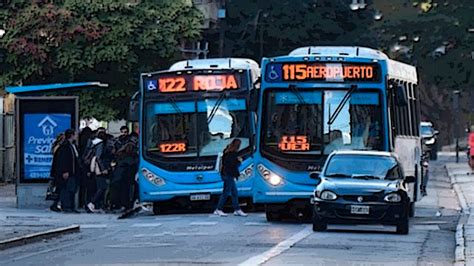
left=394, top=136, right=422, bottom=202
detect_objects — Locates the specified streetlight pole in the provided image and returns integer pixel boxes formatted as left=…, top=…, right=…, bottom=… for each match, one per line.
left=453, top=90, right=461, bottom=163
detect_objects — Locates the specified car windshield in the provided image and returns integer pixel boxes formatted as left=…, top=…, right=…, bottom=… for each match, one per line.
left=145, top=98, right=250, bottom=159
left=324, top=154, right=400, bottom=179
left=261, top=89, right=384, bottom=158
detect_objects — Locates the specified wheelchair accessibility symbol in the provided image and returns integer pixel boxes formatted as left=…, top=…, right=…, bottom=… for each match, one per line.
left=268, top=66, right=280, bottom=80
left=147, top=80, right=157, bottom=91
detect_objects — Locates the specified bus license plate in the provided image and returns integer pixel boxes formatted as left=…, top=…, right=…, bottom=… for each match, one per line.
left=351, top=205, right=370, bottom=215
left=190, top=194, right=211, bottom=201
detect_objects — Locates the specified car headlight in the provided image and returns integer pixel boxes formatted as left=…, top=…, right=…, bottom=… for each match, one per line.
left=384, top=193, right=402, bottom=203
left=320, top=191, right=337, bottom=201
left=141, top=168, right=165, bottom=186
left=238, top=164, right=254, bottom=182
left=257, top=164, right=282, bottom=186
left=425, top=138, right=435, bottom=145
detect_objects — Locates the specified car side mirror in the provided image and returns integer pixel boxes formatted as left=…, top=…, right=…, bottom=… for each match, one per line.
left=434, top=130, right=439, bottom=136
left=310, top=172, right=321, bottom=185
left=405, top=176, right=416, bottom=183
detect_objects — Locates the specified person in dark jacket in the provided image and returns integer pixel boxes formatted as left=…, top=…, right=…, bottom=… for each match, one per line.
left=86, top=131, right=113, bottom=213
left=49, top=132, right=65, bottom=212
left=54, top=129, right=80, bottom=213
left=110, top=142, right=138, bottom=211
left=214, top=139, right=247, bottom=217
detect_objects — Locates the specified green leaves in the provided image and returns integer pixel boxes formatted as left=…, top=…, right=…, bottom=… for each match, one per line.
left=0, top=0, right=202, bottom=120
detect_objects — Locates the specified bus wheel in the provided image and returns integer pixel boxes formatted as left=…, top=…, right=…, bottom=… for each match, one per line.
left=152, top=203, right=161, bottom=215
left=408, top=202, right=415, bottom=218
left=265, top=204, right=281, bottom=222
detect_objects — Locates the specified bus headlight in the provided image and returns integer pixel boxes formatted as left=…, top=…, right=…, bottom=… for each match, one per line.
left=142, top=168, right=165, bottom=186
left=239, top=164, right=254, bottom=182
left=257, top=164, right=283, bottom=186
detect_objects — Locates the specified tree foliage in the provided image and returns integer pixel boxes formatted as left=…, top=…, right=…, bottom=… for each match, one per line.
left=0, top=0, right=202, bottom=120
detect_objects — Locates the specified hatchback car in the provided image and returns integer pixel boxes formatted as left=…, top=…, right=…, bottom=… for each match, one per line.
left=311, top=151, right=415, bottom=234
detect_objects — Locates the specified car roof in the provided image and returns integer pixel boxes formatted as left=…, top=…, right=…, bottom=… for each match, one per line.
left=330, top=150, right=395, bottom=158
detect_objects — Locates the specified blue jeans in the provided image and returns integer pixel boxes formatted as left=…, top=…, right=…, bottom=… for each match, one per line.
left=216, top=176, right=240, bottom=211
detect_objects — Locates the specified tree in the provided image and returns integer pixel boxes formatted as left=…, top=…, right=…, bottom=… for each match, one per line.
left=0, top=0, right=202, bottom=120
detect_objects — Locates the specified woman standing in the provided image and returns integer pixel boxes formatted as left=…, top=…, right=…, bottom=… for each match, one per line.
left=214, top=139, right=247, bottom=217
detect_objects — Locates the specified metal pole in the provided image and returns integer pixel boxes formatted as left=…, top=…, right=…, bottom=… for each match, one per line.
left=454, top=90, right=461, bottom=163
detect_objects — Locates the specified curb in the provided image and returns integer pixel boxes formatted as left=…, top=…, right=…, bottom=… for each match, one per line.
left=0, top=225, right=80, bottom=251
left=447, top=165, right=467, bottom=265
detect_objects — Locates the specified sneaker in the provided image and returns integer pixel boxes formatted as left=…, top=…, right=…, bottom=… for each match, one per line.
left=234, top=210, right=248, bottom=217
left=87, top=202, right=99, bottom=213
left=213, top=209, right=228, bottom=217
left=50, top=205, right=61, bottom=213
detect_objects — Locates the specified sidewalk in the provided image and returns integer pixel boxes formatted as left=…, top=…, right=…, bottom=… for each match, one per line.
left=0, top=183, right=79, bottom=249
left=446, top=158, right=474, bottom=265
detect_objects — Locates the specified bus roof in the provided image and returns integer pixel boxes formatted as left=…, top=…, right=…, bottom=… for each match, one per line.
left=280, top=46, right=417, bottom=84
left=169, top=58, right=260, bottom=82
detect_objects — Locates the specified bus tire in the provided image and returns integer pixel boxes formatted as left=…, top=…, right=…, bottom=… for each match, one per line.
left=265, top=204, right=281, bottom=222
left=152, top=203, right=161, bottom=215
left=408, top=202, right=415, bottom=218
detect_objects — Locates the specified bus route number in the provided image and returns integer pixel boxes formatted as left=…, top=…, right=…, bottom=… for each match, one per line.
left=159, top=77, right=186, bottom=93
left=159, top=141, right=187, bottom=153
left=278, top=136, right=310, bottom=151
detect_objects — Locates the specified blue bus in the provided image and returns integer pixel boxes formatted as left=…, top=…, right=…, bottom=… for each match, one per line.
left=137, top=58, right=259, bottom=214
left=254, top=46, right=422, bottom=221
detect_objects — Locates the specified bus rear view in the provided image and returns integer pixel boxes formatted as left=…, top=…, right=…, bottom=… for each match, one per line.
left=255, top=46, right=421, bottom=221
left=139, top=58, right=259, bottom=214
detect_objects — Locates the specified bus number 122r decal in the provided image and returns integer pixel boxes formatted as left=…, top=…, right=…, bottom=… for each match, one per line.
left=159, top=141, right=187, bottom=153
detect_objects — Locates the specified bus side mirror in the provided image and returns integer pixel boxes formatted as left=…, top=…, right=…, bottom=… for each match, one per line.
left=396, top=85, right=408, bottom=106
left=250, top=89, right=259, bottom=112
left=128, top=91, right=140, bottom=122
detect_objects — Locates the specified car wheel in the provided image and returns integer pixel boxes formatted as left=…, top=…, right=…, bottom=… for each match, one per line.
left=312, top=212, right=327, bottom=232
left=396, top=217, right=409, bottom=235
left=152, top=203, right=161, bottom=215
left=265, top=205, right=281, bottom=222
left=408, top=202, right=415, bottom=218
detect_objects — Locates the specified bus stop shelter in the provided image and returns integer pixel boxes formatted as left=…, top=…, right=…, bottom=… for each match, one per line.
left=5, top=82, right=107, bottom=209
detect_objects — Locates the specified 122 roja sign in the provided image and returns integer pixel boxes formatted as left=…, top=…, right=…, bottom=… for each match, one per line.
left=278, top=136, right=310, bottom=151
left=159, top=141, right=187, bottom=153
left=157, top=74, right=239, bottom=93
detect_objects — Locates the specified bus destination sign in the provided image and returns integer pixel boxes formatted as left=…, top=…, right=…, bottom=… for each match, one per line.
left=265, top=63, right=379, bottom=82
left=146, top=73, right=242, bottom=93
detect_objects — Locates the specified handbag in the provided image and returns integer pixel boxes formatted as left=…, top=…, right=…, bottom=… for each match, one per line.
left=45, top=179, right=59, bottom=201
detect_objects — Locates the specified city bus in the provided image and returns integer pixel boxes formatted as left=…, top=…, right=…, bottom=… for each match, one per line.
left=137, top=58, right=259, bottom=214
left=254, top=46, right=422, bottom=221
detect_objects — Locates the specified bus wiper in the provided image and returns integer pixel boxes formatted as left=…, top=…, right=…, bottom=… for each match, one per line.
left=168, top=95, right=183, bottom=115
left=327, top=85, right=357, bottom=125
left=289, top=84, right=306, bottom=104
left=207, top=93, right=227, bottom=124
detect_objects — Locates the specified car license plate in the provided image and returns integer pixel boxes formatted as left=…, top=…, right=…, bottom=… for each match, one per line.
left=190, top=194, right=211, bottom=201
left=351, top=205, right=370, bottom=215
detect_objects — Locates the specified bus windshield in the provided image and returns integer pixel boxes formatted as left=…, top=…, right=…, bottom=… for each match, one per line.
left=262, top=89, right=383, bottom=158
left=145, top=98, right=250, bottom=159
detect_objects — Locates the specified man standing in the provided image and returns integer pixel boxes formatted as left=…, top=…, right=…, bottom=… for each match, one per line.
left=56, top=129, right=81, bottom=213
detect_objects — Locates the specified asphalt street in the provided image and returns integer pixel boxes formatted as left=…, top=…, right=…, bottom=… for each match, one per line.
left=0, top=155, right=460, bottom=265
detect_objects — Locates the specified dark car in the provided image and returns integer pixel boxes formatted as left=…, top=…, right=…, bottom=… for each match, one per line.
left=311, top=151, right=416, bottom=234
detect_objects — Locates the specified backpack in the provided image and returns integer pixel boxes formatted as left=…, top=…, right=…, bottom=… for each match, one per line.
left=81, top=139, right=102, bottom=169
left=217, top=152, right=225, bottom=176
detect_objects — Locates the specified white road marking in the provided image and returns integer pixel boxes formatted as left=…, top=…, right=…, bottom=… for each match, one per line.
left=105, top=243, right=176, bottom=248
left=238, top=225, right=312, bottom=266
left=134, top=232, right=209, bottom=238
left=413, top=225, right=440, bottom=230
left=131, top=223, right=163, bottom=228
left=154, top=217, right=182, bottom=221
left=245, top=222, right=269, bottom=226
left=80, top=224, right=108, bottom=229
left=190, top=222, right=218, bottom=226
